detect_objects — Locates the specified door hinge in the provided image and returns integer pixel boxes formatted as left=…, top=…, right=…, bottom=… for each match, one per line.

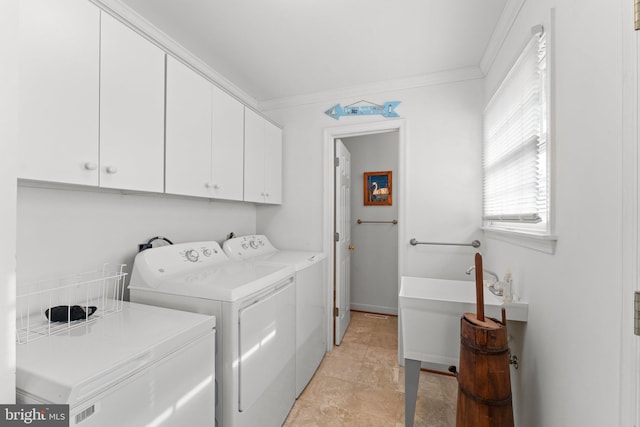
left=334, top=307, right=339, bottom=317
left=635, top=291, right=640, bottom=336
left=635, top=0, right=640, bottom=30
left=334, top=232, right=339, bottom=242
left=335, top=157, right=340, bottom=167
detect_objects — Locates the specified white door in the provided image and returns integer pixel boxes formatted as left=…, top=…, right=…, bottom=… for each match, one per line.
left=18, top=0, right=100, bottom=186
left=99, top=13, right=165, bottom=192
left=634, top=290, right=640, bottom=427
left=243, top=108, right=283, bottom=204
left=264, top=122, right=283, bottom=204
left=636, top=32, right=640, bottom=427
left=211, top=84, right=244, bottom=201
left=165, top=56, right=212, bottom=197
left=243, top=108, right=266, bottom=203
left=238, top=280, right=295, bottom=413
left=635, top=19, right=640, bottom=426
left=334, top=139, right=351, bottom=345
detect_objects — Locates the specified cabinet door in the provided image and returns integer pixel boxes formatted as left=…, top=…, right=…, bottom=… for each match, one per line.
left=18, top=0, right=100, bottom=185
left=211, top=85, right=244, bottom=201
left=165, top=56, right=212, bottom=197
left=99, top=13, right=165, bottom=192
left=243, top=108, right=266, bottom=203
left=264, top=122, right=283, bottom=204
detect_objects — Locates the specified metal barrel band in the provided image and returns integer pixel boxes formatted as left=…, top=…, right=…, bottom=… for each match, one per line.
left=460, top=336, right=510, bottom=355
left=458, top=384, right=513, bottom=407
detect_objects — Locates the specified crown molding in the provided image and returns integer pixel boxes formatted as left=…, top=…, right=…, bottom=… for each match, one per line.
left=259, top=66, right=484, bottom=112
left=479, top=0, right=527, bottom=76
left=88, top=0, right=513, bottom=114
left=89, top=0, right=258, bottom=109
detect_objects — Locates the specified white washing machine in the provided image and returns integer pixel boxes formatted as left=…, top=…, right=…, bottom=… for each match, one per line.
left=223, top=235, right=326, bottom=397
left=16, top=301, right=216, bottom=427
left=128, top=241, right=296, bottom=427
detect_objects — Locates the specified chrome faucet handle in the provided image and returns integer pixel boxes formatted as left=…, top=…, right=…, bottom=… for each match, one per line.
left=488, top=284, right=504, bottom=296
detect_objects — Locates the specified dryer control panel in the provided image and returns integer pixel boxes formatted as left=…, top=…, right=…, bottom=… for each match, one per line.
left=223, top=235, right=276, bottom=260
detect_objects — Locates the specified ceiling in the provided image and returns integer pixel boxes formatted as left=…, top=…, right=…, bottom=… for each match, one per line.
left=118, top=0, right=508, bottom=103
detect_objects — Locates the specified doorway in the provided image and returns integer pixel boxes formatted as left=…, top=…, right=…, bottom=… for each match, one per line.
left=322, top=119, right=407, bottom=350
left=622, top=1, right=640, bottom=424
left=342, top=132, right=399, bottom=315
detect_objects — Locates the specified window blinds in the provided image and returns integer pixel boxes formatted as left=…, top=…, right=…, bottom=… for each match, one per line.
left=483, top=31, right=547, bottom=228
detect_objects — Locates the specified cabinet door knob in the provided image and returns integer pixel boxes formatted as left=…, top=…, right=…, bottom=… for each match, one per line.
left=105, top=166, right=118, bottom=174
left=204, top=182, right=212, bottom=188
left=84, top=162, right=97, bottom=171
left=265, top=192, right=270, bottom=197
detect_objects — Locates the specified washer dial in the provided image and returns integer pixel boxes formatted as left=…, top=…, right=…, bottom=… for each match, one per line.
left=185, top=249, right=199, bottom=262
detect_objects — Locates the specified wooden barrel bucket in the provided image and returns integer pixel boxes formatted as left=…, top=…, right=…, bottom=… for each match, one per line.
left=456, top=313, right=514, bottom=427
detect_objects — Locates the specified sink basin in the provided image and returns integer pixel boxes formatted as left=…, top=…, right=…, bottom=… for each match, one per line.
left=399, top=276, right=528, bottom=367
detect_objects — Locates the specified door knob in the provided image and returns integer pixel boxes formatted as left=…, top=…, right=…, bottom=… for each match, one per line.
left=348, top=245, right=355, bottom=251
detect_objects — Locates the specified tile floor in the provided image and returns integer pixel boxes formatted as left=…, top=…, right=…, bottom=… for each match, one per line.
left=284, top=311, right=457, bottom=426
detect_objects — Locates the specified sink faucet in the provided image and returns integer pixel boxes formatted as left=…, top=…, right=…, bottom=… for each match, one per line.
left=465, top=266, right=499, bottom=284
left=465, top=266, right=503, bottom=296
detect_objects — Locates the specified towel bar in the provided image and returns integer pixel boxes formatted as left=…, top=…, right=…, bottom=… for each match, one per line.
left=409, top=238, right=480, bottom=248
left=357, top=219, right=398, bottom=224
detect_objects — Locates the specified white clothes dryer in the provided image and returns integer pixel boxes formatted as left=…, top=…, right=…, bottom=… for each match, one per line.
left=223, top=235, right=326, bottom=396
left=128, top=241, right=296, bottom=427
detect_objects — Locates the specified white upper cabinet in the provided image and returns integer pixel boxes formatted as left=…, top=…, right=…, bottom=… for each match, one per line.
left=165, top=56, right=212, bottom=198
left=244, top=108, right=283, bottom=204
left=99, top=13, right=165, bottom=193
left=211, top=85, right=244, bottom=201
left=264, top=121, right=283, bottom=204
left=18, top=3, right=281, bottom=204
left=244, top=108, right=266, bottom=203
left=18, top=0, right=100, bottom=185
left=165, top=57, right=244, bottom=200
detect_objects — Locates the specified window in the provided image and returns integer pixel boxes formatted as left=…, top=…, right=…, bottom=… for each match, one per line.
left=483, top=29, right=550, bottom=238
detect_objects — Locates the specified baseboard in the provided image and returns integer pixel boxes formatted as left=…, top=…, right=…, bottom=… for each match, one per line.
left=350, top=303, right=397, bottom=316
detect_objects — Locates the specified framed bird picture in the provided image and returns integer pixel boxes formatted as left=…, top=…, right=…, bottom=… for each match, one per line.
left=364, top=171, right=392, bottom=206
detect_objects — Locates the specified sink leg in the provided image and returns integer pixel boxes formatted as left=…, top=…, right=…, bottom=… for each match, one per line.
left=404, top=358, right=420, bottom=427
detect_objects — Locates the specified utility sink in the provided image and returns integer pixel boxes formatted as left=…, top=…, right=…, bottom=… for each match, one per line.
left=399, top=276, right=528, bottom=367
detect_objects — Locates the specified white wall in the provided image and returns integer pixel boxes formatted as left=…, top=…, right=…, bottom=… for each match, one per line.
left=17, top=185, right=256, bottom=289
left=260, top=1, right=632, bottom=425
left=260, top=80, right=484, bottom=365
left=0, top=0, right=19, bottom=404
left=260, top=78, right=484, bottom=281
left=343, top=132, right=399, bottom=315
left=482, top=0, right=625, bottom=426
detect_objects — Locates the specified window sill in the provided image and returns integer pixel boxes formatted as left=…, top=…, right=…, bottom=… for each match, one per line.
left=481, top=227, right=557, bottom=254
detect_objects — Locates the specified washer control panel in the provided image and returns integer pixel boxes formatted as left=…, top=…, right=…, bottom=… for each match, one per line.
left=130, top=241, right=231, bottom=289
left=223, top=235, right=276, bottom=260
left=179, top=243, right=223, bottom=264
left=133, top=241, right=228, bottom=277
